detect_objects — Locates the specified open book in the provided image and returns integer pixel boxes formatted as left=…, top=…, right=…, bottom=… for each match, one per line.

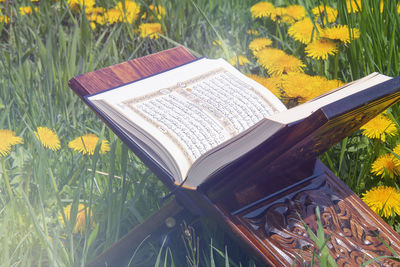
left=87, top=58, right=397, bottom=189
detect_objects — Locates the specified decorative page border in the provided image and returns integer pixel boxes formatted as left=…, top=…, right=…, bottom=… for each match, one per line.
left=123, top=67, right=278, bottom=165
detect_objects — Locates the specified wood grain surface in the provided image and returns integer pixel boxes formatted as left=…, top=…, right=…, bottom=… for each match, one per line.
left=86, top=199, right=184, bottom=267
left=217, top=161, right=400, bottom=266
left=68, top=46, right=196, bottom=98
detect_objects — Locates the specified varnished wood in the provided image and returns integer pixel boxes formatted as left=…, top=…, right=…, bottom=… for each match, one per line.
left=86, top=199, right=184, bottom=267
left=68, top=47, right=400, bottom=267
left=68, top=46, right=196, bottom=98
left=210, top=158, right=318, bottom=213
left=217, top=160, right=400, bottom=266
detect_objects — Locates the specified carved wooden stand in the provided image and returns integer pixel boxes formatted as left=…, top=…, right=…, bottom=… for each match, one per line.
left=214, top=160, right=400, bottom=266
left=69, top=47, right=400, bottom=267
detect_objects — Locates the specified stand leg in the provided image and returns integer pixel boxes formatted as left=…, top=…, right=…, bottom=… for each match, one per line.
left=86, top=198, right=184, bottom=267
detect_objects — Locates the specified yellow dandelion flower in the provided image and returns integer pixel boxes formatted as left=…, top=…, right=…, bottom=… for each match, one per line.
left=150, top=4, right=166, bottom=17
left=256, top=48, right=305, bottom=76
left=371, top=154, right=400, bottom=178
left=229, top=55, right=250, bottom=66
left=19, top=6, right=38, bottom=15
left=68, top=134, right=110, bottom=155
left=246, top=74, right=282, bottom=98
left=142, top=4, right=166, bottom=20
left=0, top=16, right=10, bottom=24
left=269, top=6, right=302, bottom=24
left=105, top=8, right=122, bottom=24
left=87, top=7, right=105, bottom=14
left=284, top=5, right=306, bottom=23
left=263, top=76, right=286, bottom=98
left=362, top=186, right=400, bottom=218
left=249, top=38, right=272, bottom=54
left=67, top=0, right=95, bottom=12
left=96, top=15, right=106, bottom=25
left=379, top=1, right=384, bottom=13
left=280, top=73, right=343, bottom=104
left=393, top=144, right=400, bottom=159
left=324, top=79, right=345, bottom=90
left=288, top=18, right=320, bottom=44
left=86, top=7, right=105, bottom=22
left=138, top=23, right=162, bottom=39
left=312, top=5, right=338, bottom=23
left=346, top=0, right=383, bottom=13
left=346, top=0, right=361, bottom=13
left=360, top=114, right=397, bottom=141
left=247, top=29, right=259, bottom=36
left=398, top=4, right=400, bottom=15
left=322, top=25, right=360, bottom=43
left=59, top=203, right=94, bottom=234
left=270, top=7, right=287, bottom=23
left=256, top=48, right=286, bottom=65
left=250, top=2, right=275, bottom=18
left=212, top=40, right=222, bottom=47
left=116, top=0, right=140, bottom=24
left=279, top=73, right=309, bottom=103
left=34, top=127, right=61, bottom=151
left=305, top=39, right=338, bottom=60
left=246, top=74, right=265, bottom=84
left=0, top=130, right=24, bottom=157
left=87, top=13, right=98, bottom=22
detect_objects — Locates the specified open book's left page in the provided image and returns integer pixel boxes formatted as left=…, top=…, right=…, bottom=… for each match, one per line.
left=87, top=58, right=286, bottom=184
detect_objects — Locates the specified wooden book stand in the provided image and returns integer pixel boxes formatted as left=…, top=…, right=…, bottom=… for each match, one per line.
left=69, top=47, right=400, bottom=266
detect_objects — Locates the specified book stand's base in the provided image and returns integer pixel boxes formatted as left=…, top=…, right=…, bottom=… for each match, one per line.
left=86, top=198, right=185, bottom=267
left=86, top=161, right=400, bottom=267
left=217, top=160, right=400, bottom=266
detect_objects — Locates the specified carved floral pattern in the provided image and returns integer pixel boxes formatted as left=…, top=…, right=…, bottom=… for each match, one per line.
left=236, top=175, right=400, bottom=266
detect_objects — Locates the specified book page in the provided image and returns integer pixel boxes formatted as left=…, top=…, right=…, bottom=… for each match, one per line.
left=88, top=58, right=286, bottom=181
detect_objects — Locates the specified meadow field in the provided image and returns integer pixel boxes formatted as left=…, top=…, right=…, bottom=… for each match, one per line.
left=1, top=0, right=400, bottom=266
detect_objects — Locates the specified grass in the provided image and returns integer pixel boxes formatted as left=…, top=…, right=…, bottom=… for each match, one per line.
left=1, top=0, right=400, bottom=266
